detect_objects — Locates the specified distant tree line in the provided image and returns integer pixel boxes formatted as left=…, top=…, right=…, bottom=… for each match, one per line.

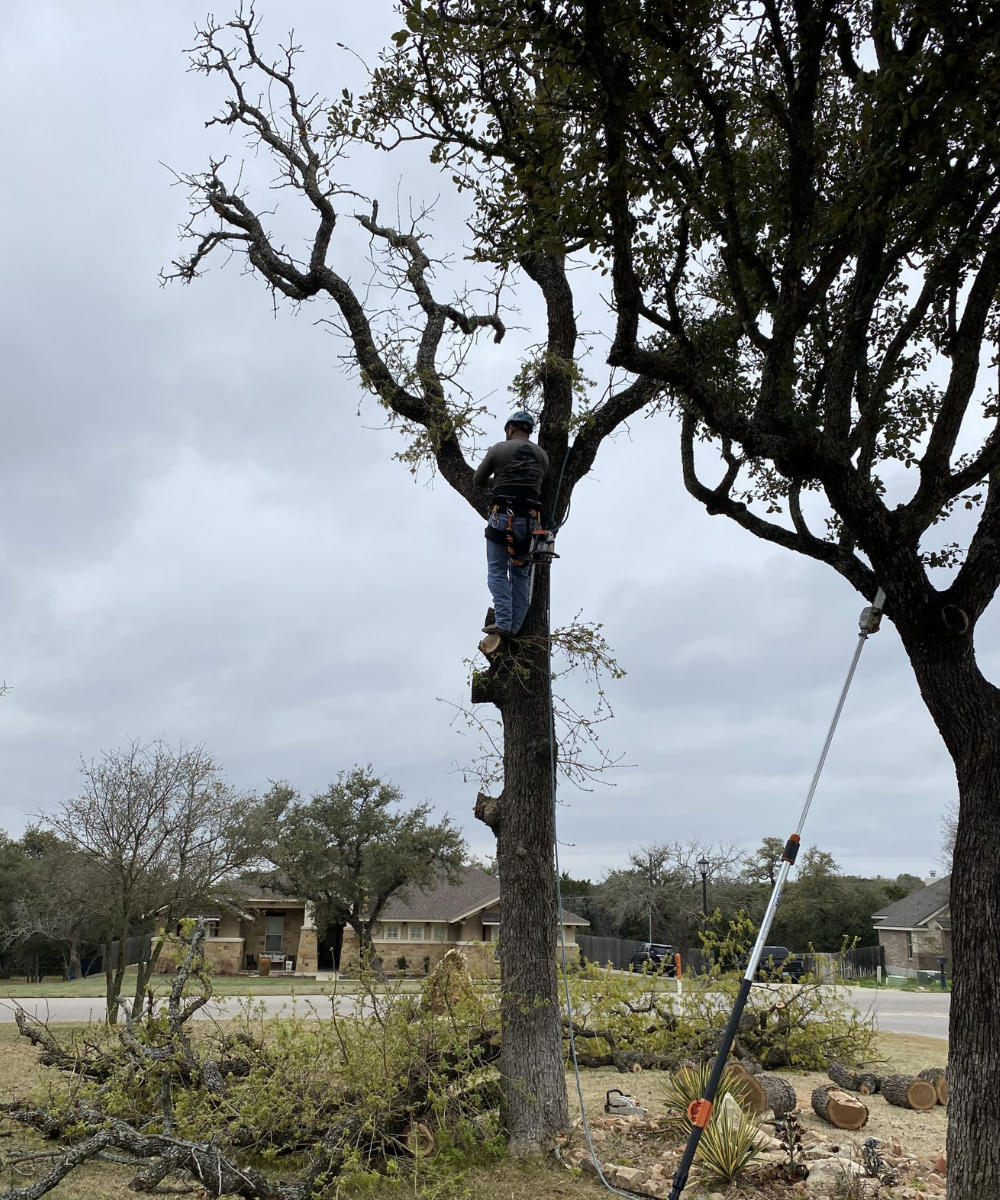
left=561, top=839, right=926, bottom=952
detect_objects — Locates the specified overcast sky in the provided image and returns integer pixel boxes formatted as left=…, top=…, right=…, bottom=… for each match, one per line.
left=2, top=0, right=989, bottom=886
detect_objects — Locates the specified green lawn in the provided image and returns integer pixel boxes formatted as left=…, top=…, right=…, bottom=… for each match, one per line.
left=0, top=971, right=401, bottom=999
left=853, top=976, right=951, bottom=992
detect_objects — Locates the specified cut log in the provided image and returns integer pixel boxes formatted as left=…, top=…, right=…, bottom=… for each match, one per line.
left=827, top=1062, right=861, bottom=1091
left=880, top=1074, right=938, bottom=1111
left=759, top=1074, right=797, bottom=1117
left=478, top=633, right=502, bottom=656
left=916, top=1067, right=949, bottom=1105
left=857, top=1072, right=881, bottom=1096
left=810, top=1084, right=869, bottom=1130
left=723, top=1063, right=768, bottom=1115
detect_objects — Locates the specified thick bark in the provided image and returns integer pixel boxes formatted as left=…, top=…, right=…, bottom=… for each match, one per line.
left=758, top=1074, right=796, bottom=1118
left=898, top=628, right=1000, bottom=1195
left=476, top=567, right=570, bottom=1152
left=880, top=1074, right=937, bottom=1112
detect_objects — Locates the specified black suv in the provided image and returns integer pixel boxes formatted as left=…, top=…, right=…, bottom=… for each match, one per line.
left=628, top=943, right=676, bottom=975
left=753, top=946, right=804, bottom=982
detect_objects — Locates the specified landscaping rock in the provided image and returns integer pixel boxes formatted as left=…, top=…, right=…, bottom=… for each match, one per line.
left=609, top=1164, right=647, bottom=1187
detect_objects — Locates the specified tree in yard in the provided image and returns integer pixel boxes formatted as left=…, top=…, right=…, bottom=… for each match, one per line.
left=470, top=3, right=998, bottom=1189
left=168, top=10, right=660, bottom=1151
left=742, top=836, right=787, bottom=887
left=260, top=766, right=465, bottom=964
left=42, top=740, right=260, bottom=1022
left=167, top=3, right=1000, bottom=1174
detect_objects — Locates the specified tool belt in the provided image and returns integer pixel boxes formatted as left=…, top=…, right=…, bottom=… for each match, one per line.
left=485, top=493, right=541, bottom=566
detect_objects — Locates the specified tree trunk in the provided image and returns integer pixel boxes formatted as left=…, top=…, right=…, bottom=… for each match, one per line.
left=68, top=935, right=81, bottom=981
left=827, top=1062, right=863, bottom=1091
left=899, top=628, right=1000, bottom=1198
left=105, top=923, right=129, bottom=1025
left=133, top=932, right=165, bottom=1014
left=474, top=567, right=570, bottom=1152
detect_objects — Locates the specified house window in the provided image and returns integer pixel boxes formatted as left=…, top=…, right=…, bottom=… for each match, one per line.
left=204, top=920, right=220, bottom=939
left=265, top=914, right=284, bottom=953
left=410, top=924, right=424, bottom=940
left=383, top=925, right=399, bottom=940
left=434, top=925, right=446, bottom=941
left=906, top=932, right=914, bottom=959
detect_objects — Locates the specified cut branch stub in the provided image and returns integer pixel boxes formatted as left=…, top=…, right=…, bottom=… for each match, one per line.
left=810, top=1084, right=869, bottom=1129
left=881, top=1074, right=938, bottom=1111
left=917, top=1067, right=949, bottom=1105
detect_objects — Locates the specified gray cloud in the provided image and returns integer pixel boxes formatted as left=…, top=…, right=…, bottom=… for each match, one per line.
left=1, top=0, right=986, bottom=892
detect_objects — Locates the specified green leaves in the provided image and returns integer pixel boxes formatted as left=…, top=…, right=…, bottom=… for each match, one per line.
left=262, top=766, right=466, bottom=947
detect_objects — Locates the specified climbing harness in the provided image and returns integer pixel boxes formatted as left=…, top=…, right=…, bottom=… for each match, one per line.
left=665, top=587, right=887, bottom=1200
left=484, top=496, right=543, bottom=567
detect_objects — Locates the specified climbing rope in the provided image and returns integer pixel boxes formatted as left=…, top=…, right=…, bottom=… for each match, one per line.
left=543, top=520, right=886, bottom=1197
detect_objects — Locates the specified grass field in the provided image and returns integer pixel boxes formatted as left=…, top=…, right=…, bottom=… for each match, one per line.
left=0, top=1015, right=948, bottom=1200
left=0, top=972, right=420, bottom=999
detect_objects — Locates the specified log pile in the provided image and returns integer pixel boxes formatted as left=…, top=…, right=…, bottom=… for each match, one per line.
left=810, top=1083, right=870, bottom=1129
left=881, top=1074, right=939, bottom=1111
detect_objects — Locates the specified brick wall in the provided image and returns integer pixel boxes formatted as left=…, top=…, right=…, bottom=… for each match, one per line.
left=878, top=926, right=947, bottom=977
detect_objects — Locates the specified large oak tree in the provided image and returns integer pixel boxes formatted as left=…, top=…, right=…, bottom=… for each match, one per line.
left=172, top=3, right=1000, bottom=1186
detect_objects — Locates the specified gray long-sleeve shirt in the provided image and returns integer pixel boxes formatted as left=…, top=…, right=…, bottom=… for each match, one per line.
left=473, top=438, right=549, bottom=500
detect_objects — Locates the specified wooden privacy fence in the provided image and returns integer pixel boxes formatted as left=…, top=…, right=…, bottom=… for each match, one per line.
left=800, top=945, right=885, bottom=980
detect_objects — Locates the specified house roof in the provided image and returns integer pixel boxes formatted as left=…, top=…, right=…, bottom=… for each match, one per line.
left=872, top=875, right=950, bottom=930
left=227, top=867, right=587, bottom=926
left=380, top=867, right=587, bottom=925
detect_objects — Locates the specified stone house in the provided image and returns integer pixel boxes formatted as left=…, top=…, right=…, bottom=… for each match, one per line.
left=165, top=866, right=586, bottom=976
left=872, top=874, right=951, bottom=979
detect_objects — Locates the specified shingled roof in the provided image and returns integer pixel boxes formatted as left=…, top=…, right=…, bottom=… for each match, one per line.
left=228, top=867, right=586, bottom=925
left=380, top=866, right=587, bottom=925
left=872, top=875, right=950, bottom=930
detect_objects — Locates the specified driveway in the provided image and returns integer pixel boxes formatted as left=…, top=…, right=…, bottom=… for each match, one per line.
left=842, top=985, right=950, bottom=1039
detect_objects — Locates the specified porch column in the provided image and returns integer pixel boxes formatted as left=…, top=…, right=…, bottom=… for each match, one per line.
left=297, top=902, right=318, bottom=974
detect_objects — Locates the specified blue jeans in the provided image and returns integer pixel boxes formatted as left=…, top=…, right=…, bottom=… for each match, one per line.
left=486, top=510, right=535, bottom=633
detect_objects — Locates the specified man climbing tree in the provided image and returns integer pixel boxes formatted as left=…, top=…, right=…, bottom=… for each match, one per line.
left=170, top=11, right=659, bottom=1152
left=170, top=5, right=1000, bottom=1188
left=474, top=410, right=549, bottom=638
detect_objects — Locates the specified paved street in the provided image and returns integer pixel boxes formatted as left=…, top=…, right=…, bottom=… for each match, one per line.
left=1, top=985, right=950, bottom=1039
left=842, top=985, right=950, bottom=1039
left=0, top=994, right=354, bottom=1025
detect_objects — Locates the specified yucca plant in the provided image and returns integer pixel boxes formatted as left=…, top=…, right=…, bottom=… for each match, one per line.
left=661, top=1063, right=752, bottom=1131
left=661, top=1063, right=762, bottom=1185
left=695, top=1104, right=762, bottom=1185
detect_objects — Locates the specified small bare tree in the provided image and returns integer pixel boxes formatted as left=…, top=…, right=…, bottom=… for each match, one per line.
left=42, top=740, right=260, bottom=1022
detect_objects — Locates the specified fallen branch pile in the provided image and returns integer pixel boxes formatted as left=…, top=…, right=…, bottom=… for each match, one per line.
left=0, top=928, right=502, bottom=1199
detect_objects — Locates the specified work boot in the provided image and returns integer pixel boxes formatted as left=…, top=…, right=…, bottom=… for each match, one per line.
left=482, top=624, right=512, bottom=637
